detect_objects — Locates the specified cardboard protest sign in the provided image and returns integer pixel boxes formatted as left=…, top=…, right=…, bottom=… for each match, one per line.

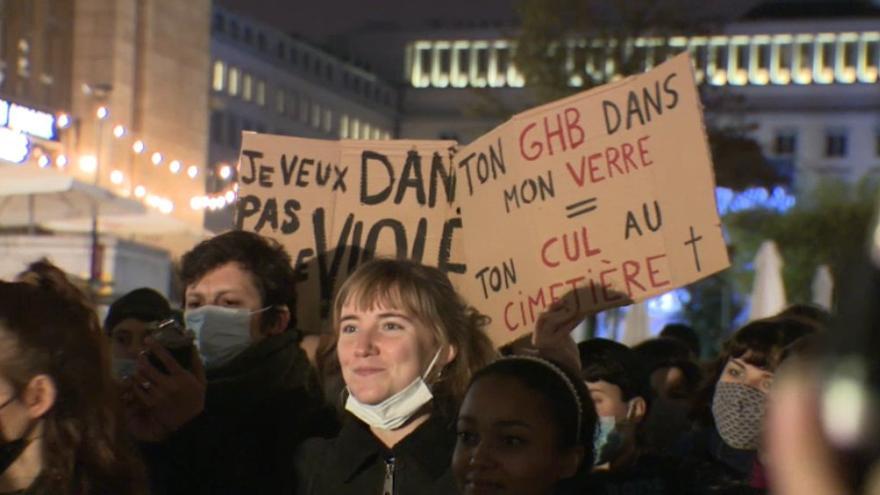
left=454, top=52, right=729, bottom=346
left=236, top=134, right=463, bottom=334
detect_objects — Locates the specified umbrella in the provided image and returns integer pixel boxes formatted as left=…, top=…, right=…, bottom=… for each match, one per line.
left=811, top=264, right=833, bottom=310
left=0, top=166, right=145, bottom=230
left=749, top=240, right=786, bottom=320
left=620, top=301, right=650, bottom=347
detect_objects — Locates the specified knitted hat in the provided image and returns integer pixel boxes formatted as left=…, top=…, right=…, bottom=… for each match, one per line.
left=104, top=287, right=172, bottom=334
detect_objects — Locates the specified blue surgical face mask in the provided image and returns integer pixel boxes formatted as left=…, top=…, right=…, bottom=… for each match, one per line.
left=184, top=305, right=269, bottom=370
left=593, top=400, right=636, bottom=465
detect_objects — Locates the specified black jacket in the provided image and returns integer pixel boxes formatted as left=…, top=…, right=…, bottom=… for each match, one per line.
left=674, top=426, right=764, bottom=495
left=293, top=412, right=457, bottom=495
left=141, top=331, right=338, bottom=495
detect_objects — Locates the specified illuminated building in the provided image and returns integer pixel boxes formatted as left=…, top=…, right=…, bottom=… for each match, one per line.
left=0, top=0, right=212, bottom=297
left=203, top=5, right=400, bottom=230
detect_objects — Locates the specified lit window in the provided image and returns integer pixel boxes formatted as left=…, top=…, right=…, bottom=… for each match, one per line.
left=212, top=61, right=225, bottom=92
left=773, top=130, right=797, bottom=156
left=323, top=108, right=332, bottom=133
left=256, top=79, right=266, bottom=107
left=311, top=102, right=321, bottom=128
left=228, top=67, right=240, bottom=96
left=372, top=127, right=381, bottom=140
left=825, top=129, right=848, bottom=158
left=340, top=115, right=349, bottom=138
left=351, top=118, right=360, bottom=140
left=242, top=73, right=253, bottom=101
left=363, top=123, right=372, bottom=140
left=275, top=89, right=285, bottom=114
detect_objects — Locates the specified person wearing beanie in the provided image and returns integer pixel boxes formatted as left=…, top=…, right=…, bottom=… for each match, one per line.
left=104, top=288, right=174, bottom=379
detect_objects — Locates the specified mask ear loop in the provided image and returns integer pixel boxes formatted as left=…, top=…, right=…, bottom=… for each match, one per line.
left=421, top=346, right=444, bottom=382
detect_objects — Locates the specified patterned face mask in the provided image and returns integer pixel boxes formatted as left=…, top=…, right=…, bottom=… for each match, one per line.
left=711, top=381, right=767, bottom=450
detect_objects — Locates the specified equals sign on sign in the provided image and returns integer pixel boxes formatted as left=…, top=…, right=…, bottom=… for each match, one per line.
left=565, top=197, right=597, bottom=219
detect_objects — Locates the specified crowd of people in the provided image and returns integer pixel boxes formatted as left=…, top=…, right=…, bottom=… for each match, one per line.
left=0, top=230, right=877, bottom=494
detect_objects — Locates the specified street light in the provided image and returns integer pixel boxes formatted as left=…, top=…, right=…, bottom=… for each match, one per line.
left=82, top=82, right=113, bottom=294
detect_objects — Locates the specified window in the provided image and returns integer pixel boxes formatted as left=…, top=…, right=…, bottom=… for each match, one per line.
left=340, top=114, right=349, bottom=138
left=351, top=118, right=360, bottom=140
left=243, top=26, right=253, bottom=44
left=363, top=123, right=371, bottom=140
left=242, top=73, right=253, bottom=101
left=212, top=61, right=225, bottom=92
left=275, top=89, right=285, bottom=114
left=226, top=113, right=239, bottom=147
left=322, top=108, right=332, bottom=133
left=276, top=42, right=285, bottom=59
left=212, top=13, right=225, bottom=33
left=287, top=91, right=299, bottom=119
left=299, top=96, right=310, bottom=123
left=289, top=47, right=298, bottom=65
left=257, top=32, right=267, bottom=51
left=256, top=79, right=266, bottom=107
left=825, top=129, right=848, bottom=158
left=229, top=21, right=239, bottom=39
left=311, top=102, right=321, bottom=128
left=210, top=110, right=224, bottom=142
left=773, top=130, right=796, bottom=156
left=325, top=65, right=333, bottom=81
left=372, top=127, right=381, bottom=140
left=228, top=67, right=240, bottom=96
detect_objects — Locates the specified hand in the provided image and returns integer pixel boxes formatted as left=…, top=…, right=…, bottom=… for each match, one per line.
left=122, top=338, right=206, bottom=443
left=532, top=300, right=583, bottom=374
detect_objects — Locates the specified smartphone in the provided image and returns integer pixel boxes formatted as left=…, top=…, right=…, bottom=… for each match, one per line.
left=146, top=318, right=195, bottom=373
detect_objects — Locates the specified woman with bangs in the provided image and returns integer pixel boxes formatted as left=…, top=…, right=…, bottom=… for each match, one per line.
left=676, top=316, right=819, bottom=494
left=293, top=258, right=498, bottom=494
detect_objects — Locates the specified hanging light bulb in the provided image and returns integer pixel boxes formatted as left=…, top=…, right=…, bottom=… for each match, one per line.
left=151, top=152, right=163, bottom=165
left=96, top=106, right=109, bottom=120
left=169, top=160, right=181, bottom=174
left=110, top=170, right=124, bottom=184
left=187, top=165, right=199, bottom=179
left=132, top=140, right=145, bottom=154
left=113, top=125, right=125, bottom=138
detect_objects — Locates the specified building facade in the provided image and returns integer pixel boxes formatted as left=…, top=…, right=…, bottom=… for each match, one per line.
left=203, top=5, right=399, bottom=230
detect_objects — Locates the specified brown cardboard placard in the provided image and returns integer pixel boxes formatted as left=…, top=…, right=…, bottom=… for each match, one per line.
left=454, top=52, right=729, bottom=346
left=235, top=134, right=462, bottom=334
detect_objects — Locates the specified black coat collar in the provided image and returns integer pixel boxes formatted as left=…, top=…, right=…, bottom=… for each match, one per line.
left=332, top=412, right=455, bottom=483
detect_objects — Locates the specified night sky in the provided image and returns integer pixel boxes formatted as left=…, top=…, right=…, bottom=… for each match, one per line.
left=216, top=0, right=765, bottom=45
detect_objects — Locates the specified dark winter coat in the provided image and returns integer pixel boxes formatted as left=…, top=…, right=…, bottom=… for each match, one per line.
left=140, top=331, right=338, bottom=495
left=292, top=412, right=457, bottom=495
left=674, top=426, right=765, bottom=495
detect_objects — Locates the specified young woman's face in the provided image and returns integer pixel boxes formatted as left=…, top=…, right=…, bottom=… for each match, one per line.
left=336, top=299, right=436, bottom=405
left=718, top=353, right=774, bottom=394
left=453, top=374, right=579, bottom=495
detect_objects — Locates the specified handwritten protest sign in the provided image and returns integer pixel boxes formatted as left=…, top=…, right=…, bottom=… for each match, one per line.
left=454, top=52, right=729, bottom=346
left=235, top=135, right=463, bottom=333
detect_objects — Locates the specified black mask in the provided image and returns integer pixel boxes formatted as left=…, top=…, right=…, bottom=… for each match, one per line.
left=0, top=396, right=30, bottom=476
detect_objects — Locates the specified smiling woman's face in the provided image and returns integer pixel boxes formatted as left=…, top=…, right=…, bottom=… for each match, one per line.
left=453, top=374, right=575, bottom=495
left=336, top=299, right=435, bottom=405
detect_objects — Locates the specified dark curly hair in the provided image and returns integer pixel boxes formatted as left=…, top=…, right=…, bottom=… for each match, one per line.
left=1, top=260, right=146, bottom=494
left=180, top=230, right=298, bottom=332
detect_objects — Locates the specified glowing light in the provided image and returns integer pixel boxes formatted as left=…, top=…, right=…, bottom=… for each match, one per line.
left=169, top=160, right=181, bottom=174
left=187, top=165, right=199, bottom=179
left=110, top=170, right=124, bottom=184
left=57, top=113, right=71, bottom=129
left=56, top=154, right=68, bottom=168
left=159, top=200, right=173, bottom=214
left=38, top=155, right=50, bottom=168
left=96, top=106, right=109, bottom=120
left=190, top=197, right=204, bottom=210
left=132, top=140, right=145, bottom=154
left=134, top=185, right=146, bottom=198
left=78, top=155, right=97, bottom=173
left=219, top=164, right=232, bottom=180
left=225, top=190, right=236, bottom=203
left=151, top=152, right=163, bottom=165
left=0, top=128, right=29, bottom=163
left=112, top=125, right=125, bottom=138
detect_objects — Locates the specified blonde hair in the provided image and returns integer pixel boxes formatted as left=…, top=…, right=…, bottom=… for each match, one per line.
left=327, top=258, right=498, bottom=414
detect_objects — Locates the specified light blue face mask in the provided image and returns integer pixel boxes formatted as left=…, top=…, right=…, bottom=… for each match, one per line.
left=593, top=416, right=620, bottom=465
left=184, top=305, right=269, bottom=370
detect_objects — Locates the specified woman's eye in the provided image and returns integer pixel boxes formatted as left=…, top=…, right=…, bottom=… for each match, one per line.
left=340, top=324, right=357, bottom=334
left=382, top=322, right=403, bottom=331
left=761, top=378, right=774, bottom=391
left=503, top=435, right=526, bottom=447
left=727, top=367, right=741, bottom=378
left=114, top=334, right=130, bottom=346
left=221, top=299, right=241, bottom=307
left=185, top=301, right=201, bottom=310
left=456, top=430, right=478, bottom=447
